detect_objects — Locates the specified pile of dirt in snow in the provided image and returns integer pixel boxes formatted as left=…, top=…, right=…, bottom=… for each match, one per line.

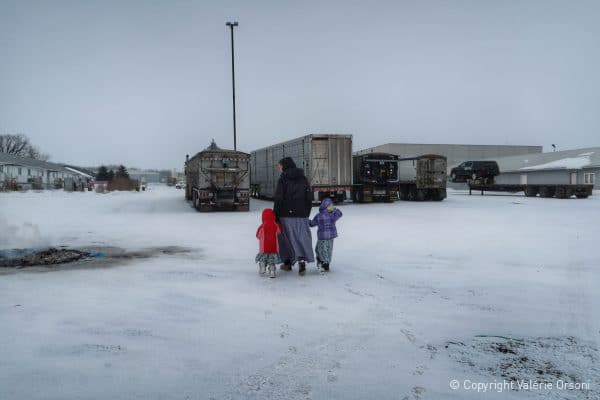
left=445, top=335, right=599, bottom=399
left=0, top=248, right=90, bottom=268
left=0, top=245, right=194, bottom=269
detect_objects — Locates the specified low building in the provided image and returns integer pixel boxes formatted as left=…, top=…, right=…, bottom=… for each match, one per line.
left=355, top=143, right=543, bottom=170
left=494, top=147, right=599, bottom=189
left=0, top=153, right=83, bottom=190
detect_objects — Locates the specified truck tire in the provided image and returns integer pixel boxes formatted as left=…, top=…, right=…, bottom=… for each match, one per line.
left=539, top=186, right=555, bottom=198
left=576, top=193, right=589, bottom=199
left=407, top=187, right=417, bottom=201
left=524, top=186, right=538, bottom=197
left=399, top=187, right=408, bottom=201
left=554, top=187, right=569, bottom=199
left=416, top=189, right=427, bottom=201
left=432, top=189, right=445, bottom=201
left=355, top=190, right=364, bottom=203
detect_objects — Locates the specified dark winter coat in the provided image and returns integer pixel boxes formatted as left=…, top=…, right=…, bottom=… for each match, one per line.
left=273, top=157, right=313, bottom=219
left=256, top=208, right=280, bottom=254
left=309, top=198, right=342, bottom=240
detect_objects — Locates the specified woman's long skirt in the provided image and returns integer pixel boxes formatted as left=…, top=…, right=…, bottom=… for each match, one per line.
left=278, top=217, right=315, bottom=263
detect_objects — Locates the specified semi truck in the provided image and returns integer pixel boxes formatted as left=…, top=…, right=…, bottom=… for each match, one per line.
left=185, top=141, right=250, bottom=211
left=352, top=153, right=399, bottom=202
left=250, top=134, right=353, bottom=203
left=398, top=154, right=447, bottom=201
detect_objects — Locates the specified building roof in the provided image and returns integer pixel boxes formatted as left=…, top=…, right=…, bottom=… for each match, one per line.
left=492, top=147, right=600, bottom=173
left=0, top=152, right=75, bottom=174
left=64, top=166, right=94, bottom=179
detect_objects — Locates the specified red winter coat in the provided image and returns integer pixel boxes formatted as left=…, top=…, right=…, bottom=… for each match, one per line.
left=256, top=208, right=280, bottom=254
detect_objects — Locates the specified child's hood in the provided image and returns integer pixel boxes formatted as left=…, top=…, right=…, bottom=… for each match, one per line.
left=262, top=208, right=276, bottom=223
left=319, top=197, right=333, bottom=212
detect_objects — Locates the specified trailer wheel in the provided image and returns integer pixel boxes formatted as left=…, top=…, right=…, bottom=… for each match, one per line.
left=356, top=190, right=364, bottom=203
left=554, top=187, right=569, bottom=199
left=524, top=186, right=538, bottom=197
left=432, top=189, right=445, bottom=201
left=539, top=186, right=555, bottom=198
left=407, top=187, right=417, bottom=201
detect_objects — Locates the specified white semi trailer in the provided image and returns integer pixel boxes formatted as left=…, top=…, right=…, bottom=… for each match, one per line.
left=250, top=134, right=353, bottom=203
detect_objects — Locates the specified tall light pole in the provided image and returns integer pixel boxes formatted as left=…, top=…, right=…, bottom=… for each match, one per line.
left=226, top=21, right=239, bottom=151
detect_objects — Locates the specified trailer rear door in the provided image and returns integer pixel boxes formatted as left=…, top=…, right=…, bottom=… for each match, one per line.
left=311, top=138, right=330, bottom=185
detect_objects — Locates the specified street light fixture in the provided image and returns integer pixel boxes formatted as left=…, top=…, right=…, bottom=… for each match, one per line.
left=226, top=21, right=239, bottom=151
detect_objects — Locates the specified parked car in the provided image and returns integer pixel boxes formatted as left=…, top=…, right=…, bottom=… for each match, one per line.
left=450, top=161, right=499, bottom=183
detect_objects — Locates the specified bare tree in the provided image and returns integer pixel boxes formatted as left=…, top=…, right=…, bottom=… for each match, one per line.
left=0, top=133, right=49, bottom=161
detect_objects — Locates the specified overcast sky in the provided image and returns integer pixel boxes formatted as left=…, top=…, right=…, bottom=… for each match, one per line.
left=1, top=0, right=599, bottom=169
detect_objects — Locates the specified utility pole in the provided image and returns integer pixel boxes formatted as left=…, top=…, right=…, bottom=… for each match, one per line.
left=226, top=21, right=239, bottom=151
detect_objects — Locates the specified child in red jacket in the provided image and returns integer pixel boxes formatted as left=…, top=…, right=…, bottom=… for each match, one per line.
left=255, top=208, right=281, bottom=278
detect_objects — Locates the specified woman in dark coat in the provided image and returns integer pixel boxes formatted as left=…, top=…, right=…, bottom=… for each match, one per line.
left=274, top=157, right=314, bottom=276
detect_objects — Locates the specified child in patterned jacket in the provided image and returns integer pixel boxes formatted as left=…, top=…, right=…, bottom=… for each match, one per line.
left=309, top=198, right=342, bottom=272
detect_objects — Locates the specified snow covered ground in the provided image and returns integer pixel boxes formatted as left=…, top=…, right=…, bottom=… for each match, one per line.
left=1, top=186, right=599, bottom=400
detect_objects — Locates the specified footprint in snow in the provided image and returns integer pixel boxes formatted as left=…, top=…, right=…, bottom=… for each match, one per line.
left=400, top=329, right=416, bottom=343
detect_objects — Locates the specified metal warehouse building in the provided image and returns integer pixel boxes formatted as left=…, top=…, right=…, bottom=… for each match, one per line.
left=355, top=143, right=542, bottom=170
left=494, top=147, right=599, bottom=189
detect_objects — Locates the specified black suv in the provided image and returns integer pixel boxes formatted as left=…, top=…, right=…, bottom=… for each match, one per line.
left=450, top=161, right=500, bottom=182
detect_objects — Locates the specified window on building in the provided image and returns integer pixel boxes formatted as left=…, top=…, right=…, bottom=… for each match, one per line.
left=18, top=167, right=22, bottom=175
left=0, top=165, right=3, bottom=173
left=584, top=173, right=595, bottom=185
left=28, top=169, right=31, bottom=176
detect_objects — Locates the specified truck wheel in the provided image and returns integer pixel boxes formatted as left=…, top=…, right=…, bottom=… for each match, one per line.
left=407, top=187, right=417, bottom=201
left=576, top=194, right=589, bottom=199
left=539, top=186, right=555, bottom=198
left=416, top=189, right=427, bottom=201
left=399, top=189, right=408, bottom=201
left=554, top=187, right=568, bottom=199
left=524, top=187, right=538, bottom=197
left=432, top=189, right=445, bottom=201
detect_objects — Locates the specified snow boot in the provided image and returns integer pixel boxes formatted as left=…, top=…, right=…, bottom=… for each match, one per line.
left=322, top=263, right=330, bottom=272
left=298, top=260, right=306, bottom=276
left=268, top=264, right=276, bottom=278
left=259, top=262, right=266, bottom=275
left=280, top=261, right=292, bottom=271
